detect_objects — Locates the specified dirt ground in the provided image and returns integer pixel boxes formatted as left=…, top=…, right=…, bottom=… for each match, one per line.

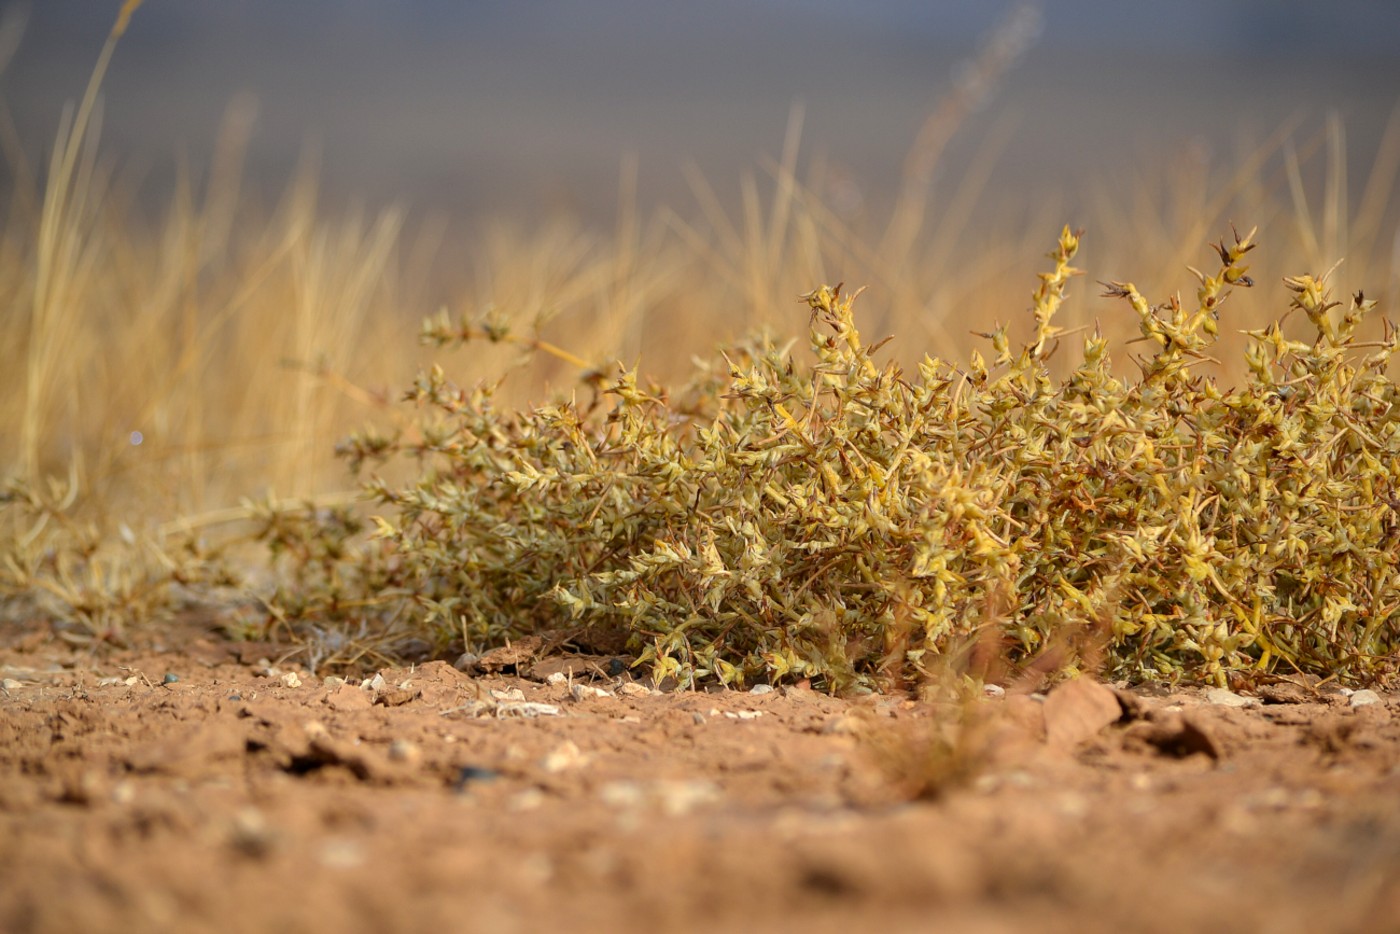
left=2, top=622, right=1398, bottom=934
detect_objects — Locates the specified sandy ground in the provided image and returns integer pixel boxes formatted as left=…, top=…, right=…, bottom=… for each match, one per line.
left=2, top=622, right=1398, bottom=934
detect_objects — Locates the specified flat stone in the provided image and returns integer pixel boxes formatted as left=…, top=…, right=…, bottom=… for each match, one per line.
left=1350, top=689, right=1382, bottom=708
left=1205, top=688, right=1255, bottom=708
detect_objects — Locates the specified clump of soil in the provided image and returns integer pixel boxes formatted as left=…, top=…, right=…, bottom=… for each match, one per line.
left=2, top=624, right=1397, bottom=933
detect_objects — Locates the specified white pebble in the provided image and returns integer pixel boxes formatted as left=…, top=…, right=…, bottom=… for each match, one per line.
left=1350, top=689, right=1382, bottom=708
left=656, top=780, right=720, bottom=816
left=749, top=684, right=775, bottom=695
left=318, top=839, right=365, bottom=870
left=569, top=683, right=612, bottom=701
left=510, top=789, right=546, bottom=812
left=541, top=740, right=586, bottom=772
left=599, top=781, right=645, bottom=808
left=1206, top=688, right=1254, bottom=708
left=387, top=739, right=421, bottom=765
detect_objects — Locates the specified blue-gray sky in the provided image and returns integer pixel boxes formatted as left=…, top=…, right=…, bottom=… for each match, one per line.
left=3, top=1, right=1399, bottom=223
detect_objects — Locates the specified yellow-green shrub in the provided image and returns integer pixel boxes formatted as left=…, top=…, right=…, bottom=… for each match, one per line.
left=292, top=226, right=1399, bottom=689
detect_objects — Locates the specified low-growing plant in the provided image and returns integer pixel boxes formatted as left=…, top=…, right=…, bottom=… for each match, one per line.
left=0, top=471, right=237, bottom=644
left=7, top=3, right=1399, bottom=694
left=268, top=225, right=1398, bottom=691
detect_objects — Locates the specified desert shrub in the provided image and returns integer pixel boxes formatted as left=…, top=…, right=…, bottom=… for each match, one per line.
left=0, top=472, right=237, bottom=644
left=285, top=225, right=1398, bottom=690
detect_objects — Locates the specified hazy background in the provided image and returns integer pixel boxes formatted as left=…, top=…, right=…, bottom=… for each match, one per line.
left=5, top=0, right=1399, bottom=228
left=3, top=0, right=1400, bottom=536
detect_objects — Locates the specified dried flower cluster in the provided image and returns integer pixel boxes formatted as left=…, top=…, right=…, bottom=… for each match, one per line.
left=311, top=226, right=1399, bottom=690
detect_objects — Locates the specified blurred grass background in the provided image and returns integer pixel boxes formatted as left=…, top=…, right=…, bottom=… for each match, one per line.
left=2, top=0, right=1398, bottom=541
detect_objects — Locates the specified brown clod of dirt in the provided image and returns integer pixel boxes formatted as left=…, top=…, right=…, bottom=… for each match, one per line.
left=470, top=635, right=549, bottom=673
left=374, top=687, right=422, bottom=708
left=1259, top=680, right=1313, bottom=705
left=1123, top=711, right=1222, bottom=760
left=322, top=682, right=372, bottom=711
left=1041, top=677, right=1124, bottom=752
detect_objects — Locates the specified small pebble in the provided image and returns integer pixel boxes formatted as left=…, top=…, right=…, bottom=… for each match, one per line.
left=318, top=839, right=365, bottom=870
left=229, top=807, right=276, bottom=858
left=1056, top=792, right=1090, bottom=819
left=388, top=739, right=422, bottom=766
left=280, top=672, right=302, bottom=689
left=545, top=672, right=568, bottom=685
left=541, top=740, right=585, bottom=773
left=655, top=780, right=721, bottom=817
left=569, top=683, right=611, bottom=702
left=823, top=714, right=864, bottom=736
left=1350, top=689, right=1382, bottom=708
left=162, top=673, right=179, bottom=685
left=599, top=781, right=645, bottom=808
left=509, top=788, right=546, bottom=811
left=749, top=684, right=775, bottom=695
left=1, top=678, right=23, bottom=691
left=982, top=683, right=1006, bottom=698
left=454, top=765, right=501, bottom=791
left=1206, top=688, right=1254, bottom=708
